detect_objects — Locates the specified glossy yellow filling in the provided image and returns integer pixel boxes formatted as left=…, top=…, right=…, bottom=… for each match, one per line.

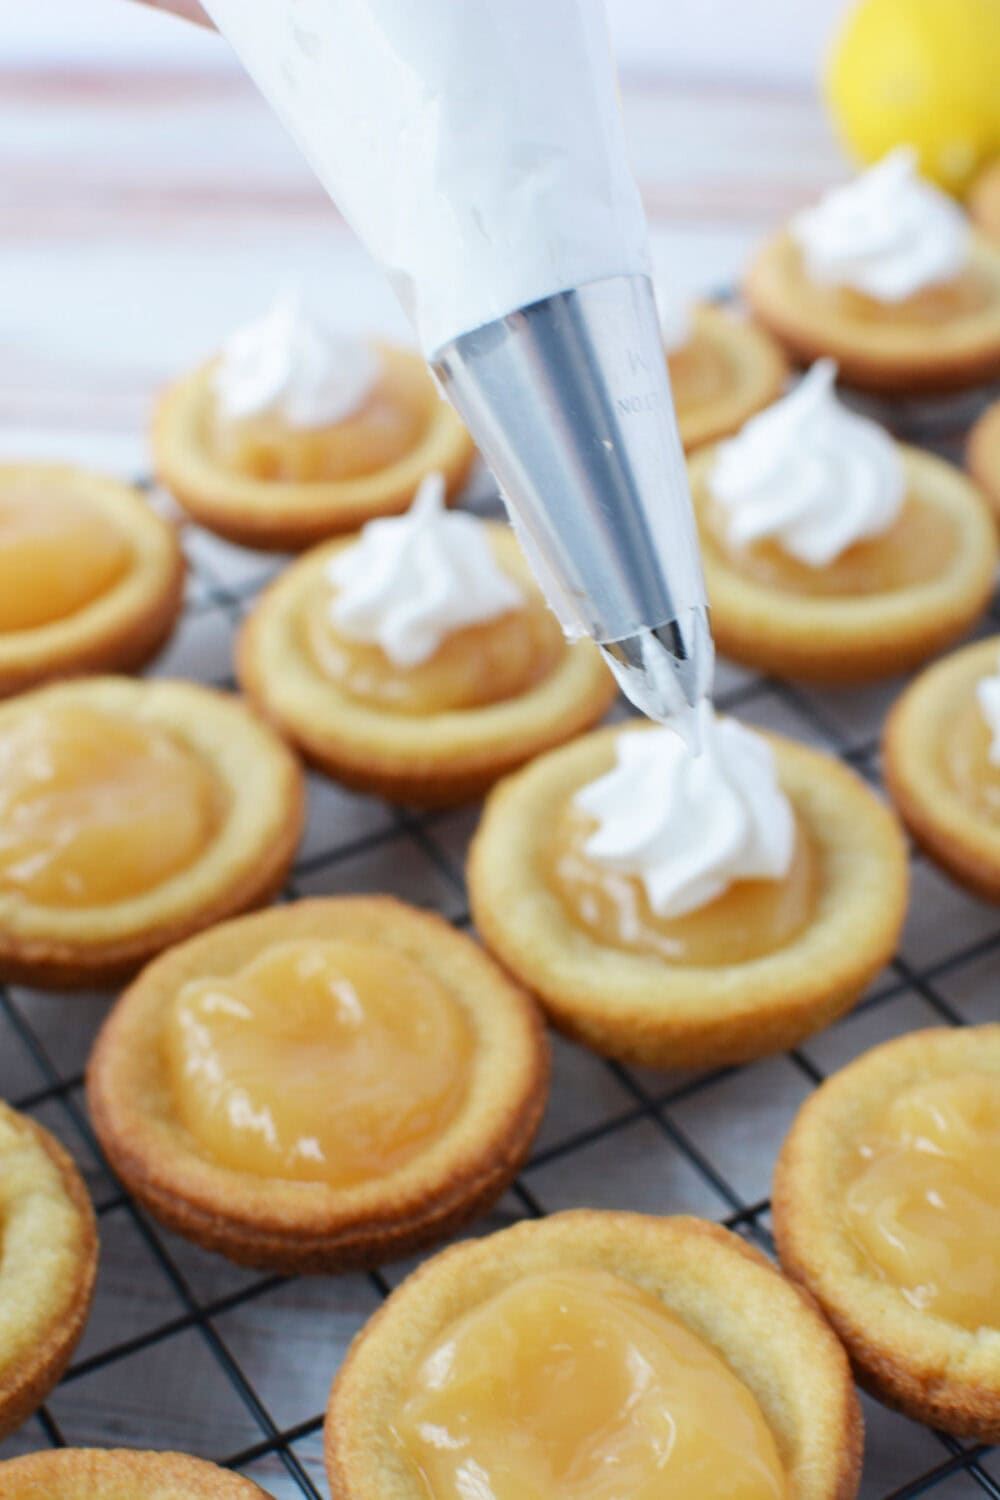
left=668, top=333, right=734, bottom=413
left=942, top=695, right=1000, bottom=820
left=208, top=360, right=431, bottom=483
left=784, top=242, right=993, bottom=327
left=165, top=939, right=473, bottom=1184
left=845, top=1072, right=1000, bottom=1330
left=0, top=704, right=222, bottom=908
left=303, top=586, right=564, bottom=715
left=547, top=804, right=819, bottom=965
left=392, top=1266, right=787, bottom=1500
left=823, top=268, right=992, bottom=326
left=0, top=481, right=130, bottom=632
left=701, top=490, right=955, bottom=597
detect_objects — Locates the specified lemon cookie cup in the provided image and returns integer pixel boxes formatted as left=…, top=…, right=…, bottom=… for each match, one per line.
left=967, top=397, right=1000, bottom=524
left=0, top=464, right=183, bottom=697
left=325, top=1211, right=862, bottom=1500
left=689, top=442, right=997, bottom=682
left=746, top=232, right=1000, bottom=394
left=238, top=526, right=616, bottom=807
left=0, top=1449, right=274, bottom=1499
left=775, top=1026, right=1000, bottom=1440
left=154, top=346, right=475, bottom=551
left=0, top=676, right=304, bottom=987
left=468, top=723, right=907, bottom=1069
left=87, top=897, right=549, bottom=1273
left=884, top=636, right=1000, bottom=900
left=0, top=1102, right=97, bottom=1439
left=671, top=303, right=788, bottom=452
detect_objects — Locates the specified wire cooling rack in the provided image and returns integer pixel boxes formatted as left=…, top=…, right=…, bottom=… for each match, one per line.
left=4, top=389, right=1000, bottom=1500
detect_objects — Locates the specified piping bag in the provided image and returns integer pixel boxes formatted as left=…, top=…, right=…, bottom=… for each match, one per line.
left=199, top=0, right=714, bottom=729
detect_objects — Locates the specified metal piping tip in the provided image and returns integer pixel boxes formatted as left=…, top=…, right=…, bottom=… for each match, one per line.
left=602, top=606, right=714, bottom=748
left=434, top=278, right=714, bottom=730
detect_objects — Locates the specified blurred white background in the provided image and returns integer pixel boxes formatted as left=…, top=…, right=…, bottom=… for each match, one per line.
left=3, top=0, right=842, bottom=84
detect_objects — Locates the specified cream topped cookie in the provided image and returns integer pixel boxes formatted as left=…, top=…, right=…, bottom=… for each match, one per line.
left=212, top=288, right=379, bottom=428
left=791, top=147, right=969, bottom=303
left=325, top=472, right=523, bottom=666
left=708, top=360, right=904, bottom=567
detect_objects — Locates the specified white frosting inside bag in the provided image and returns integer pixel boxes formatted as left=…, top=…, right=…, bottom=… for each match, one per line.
left=212, top=290, right=379, bottom=429
left=575, top=704, right=795, bottom=919
left=708, top=360, right=905, bottom=568
left=326, top=472, right=524, bottom=666
left=198, top=0, right=650, bottom=355
left=791, top=147, right=969, bottom=303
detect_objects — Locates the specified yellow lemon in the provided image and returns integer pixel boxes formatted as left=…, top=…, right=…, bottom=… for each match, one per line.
left=825, top=0, right=1000, bottom=195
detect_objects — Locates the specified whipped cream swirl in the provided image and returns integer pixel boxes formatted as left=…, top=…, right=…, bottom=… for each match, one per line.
left=708, top=359, right=905, bottom=568
left=575, top=703, right=795, bottom=920
left=326, top=472, right=524, bottom=667
left=654, top=283, right=693, bottom=354
left=212, top=289, right=379, bottom=428
left=977, top=654, right=1000, bottom=765
left=791, top=147, right=969, bottom=303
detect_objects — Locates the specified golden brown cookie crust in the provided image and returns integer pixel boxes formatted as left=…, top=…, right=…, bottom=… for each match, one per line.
left=0, top=465, right=184, bottom=698
left=0, top=1447, right=273, bottom=1498
left=87, top=897, right=549, bottom=1273
left=237, top=527, right=617, bottom=807
left=153, top=345, right=476, bottom=551
left=0, top=1104, right=98, bottom=1440
left=325, top=1210, right=862, bottom=1500
left=469, top=723, right=908, bottom=1069
left=774, top=1025, right=1000, bottom=1440
left=689, top=443, right=997, bottom=683
left=745, top=232, right=1000, bottom=393
left=970, top=160, right=1000, bottom=245
left=676, top=303, right=788, bottom=452
left=967, top=397, right=1000, bottom=524
left=0, top=677, right=304, bottom=988
left=884, top=635, right=1000, bottom=900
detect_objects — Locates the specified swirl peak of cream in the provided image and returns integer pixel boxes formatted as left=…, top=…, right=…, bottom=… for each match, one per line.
left=575, top=705, right=795, bottom=919
left=707, top=359, right=905, bottom=568
left=977, top=654, right=1000, bottom=766
left=326, top=473, right=524, bottom=667
left=212, top=289, right=380, bottom=428
left=791, top=147, right=969, bottom=303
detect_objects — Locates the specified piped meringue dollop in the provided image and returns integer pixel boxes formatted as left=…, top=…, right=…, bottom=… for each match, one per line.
left=575, top=704, right=795, bottom=920
left=654, top=283, right=693, bottom=354
left=791, top=147, right=970, bottom=303
left=326, top=472, right=525, bottom=667
left=707, top=360, right=905, bottom=568
left=212, top=290, right=380, bottom=428
left=977, top=654, right=1000, bottom=765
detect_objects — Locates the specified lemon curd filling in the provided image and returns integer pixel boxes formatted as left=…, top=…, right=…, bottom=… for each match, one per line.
left=942, top=696, right=1000, bottom=819
left=845, top=1072, right=1000, bottom=1330
left=0, top=482, right=130, bottom=632
left=165, top=939, right=473, bottom=1184
left=668, top=333, right=734, bottom=412
left=785, top=241, right=992, bottom=327
left=207, top=360, right=431, bottom=483
left=701, top=490, right=955, bottom=598
left=825, top=268, right=992, bottom=326
left=0, top=705, right=222, bottom=908
left=303, top=586, right=564, bottom=715
left=546, top=803, right=819, bottom=965
left=392, top=1266, right=787, bottom=1500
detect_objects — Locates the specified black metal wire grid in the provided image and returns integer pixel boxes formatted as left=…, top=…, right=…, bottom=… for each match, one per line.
left=2, top=406, right=1000, bottom=1497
